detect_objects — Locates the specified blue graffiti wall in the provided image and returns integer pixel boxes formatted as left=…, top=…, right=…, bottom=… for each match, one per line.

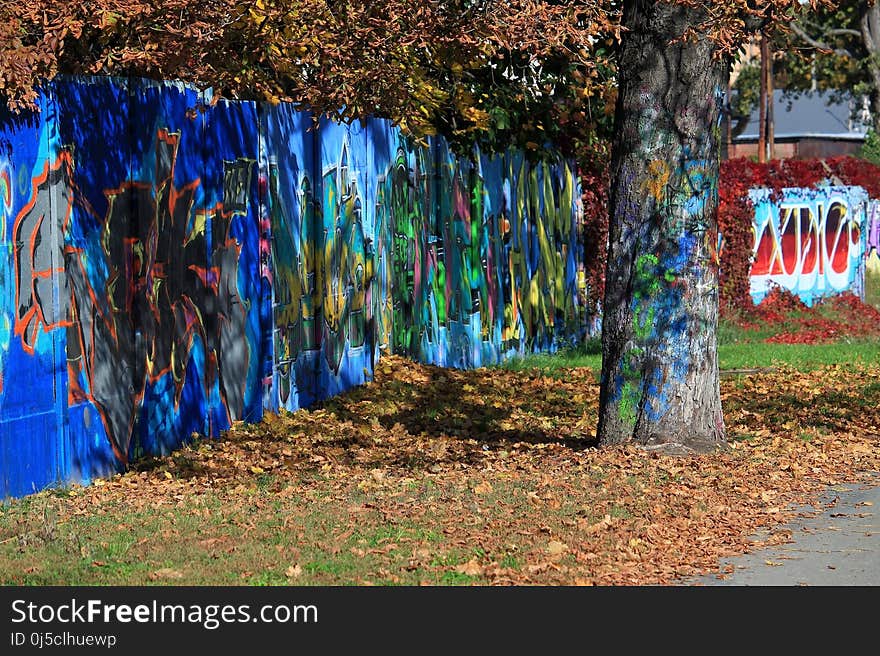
left=0, top=77, right=589, bottom=498
left=261, top=103, right=320, bottom=412
left=0, top=92, right=68, bottom=498
left=51, top=78, right=268, bottom=483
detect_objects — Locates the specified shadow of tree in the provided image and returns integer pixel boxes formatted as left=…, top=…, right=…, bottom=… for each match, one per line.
left=314, top=363, right=599, bottom=461
left=724, top=378, right=880, bottom=435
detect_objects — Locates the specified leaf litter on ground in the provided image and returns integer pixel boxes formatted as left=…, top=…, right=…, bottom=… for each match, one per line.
left=1, top=356, right=878, bottom=586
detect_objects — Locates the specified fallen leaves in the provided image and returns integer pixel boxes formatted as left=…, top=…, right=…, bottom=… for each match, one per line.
left=455, top=559, right=484, bottom=577
left=581, top=515, right=613, bottom=534
left=474, top=481, right=494, bottom=495
left=1, top=356, right=878, bottom=586
left=546, top=540, right=568, bottom=556
left=149, top=568, right=184, bottom=580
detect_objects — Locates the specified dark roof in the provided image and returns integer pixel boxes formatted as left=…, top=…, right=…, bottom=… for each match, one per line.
left=733, top=89, right=871, bottom=142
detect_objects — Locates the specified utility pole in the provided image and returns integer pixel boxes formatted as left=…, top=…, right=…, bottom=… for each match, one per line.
left=758, top=35, right=768, bottom=163
left=724, top=79, right=732, bottom=160
left=766, top=37, right=774, bottom=161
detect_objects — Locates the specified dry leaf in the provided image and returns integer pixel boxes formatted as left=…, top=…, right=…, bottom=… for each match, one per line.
left=454, top=559, right=483, bottom=577
left=547, top=540, right=568, bottom=556
left=149, top=568, right=183, bottom=579
left=584, top=514, right=612, bottom=534
left=474, top=481, right=493, bottom=495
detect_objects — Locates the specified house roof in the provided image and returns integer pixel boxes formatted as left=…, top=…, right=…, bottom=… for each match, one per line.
left=733, top=89, right=871, bottom=142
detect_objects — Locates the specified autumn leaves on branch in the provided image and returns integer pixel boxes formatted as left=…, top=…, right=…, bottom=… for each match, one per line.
left=0, top=2, right=829, bottom=156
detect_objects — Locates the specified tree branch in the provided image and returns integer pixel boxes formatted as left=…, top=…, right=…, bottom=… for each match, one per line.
left=824, top=28, right=863, bottom=38
left=789, top=21, right=855, bottom=58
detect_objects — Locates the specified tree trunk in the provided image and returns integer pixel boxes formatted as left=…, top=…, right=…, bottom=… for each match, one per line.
left=859, top=2, right=880, bottom=135
left=597, top=1, right=726, bottom=453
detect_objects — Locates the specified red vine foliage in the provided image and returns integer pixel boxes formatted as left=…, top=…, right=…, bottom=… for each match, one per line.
left=584, top=155, right=880, bottom=324
left=579, top=166, right=610, bottom=312
left=753, top=289, right=880, bottom=344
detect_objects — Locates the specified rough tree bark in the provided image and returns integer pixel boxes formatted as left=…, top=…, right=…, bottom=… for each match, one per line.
left=859, top=1, right=880, bottom=133
left=597, top=0, right=727, bottom=453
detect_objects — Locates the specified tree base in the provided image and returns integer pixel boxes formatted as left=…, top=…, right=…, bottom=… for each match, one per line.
left=638, top=436, right=729, bottom=456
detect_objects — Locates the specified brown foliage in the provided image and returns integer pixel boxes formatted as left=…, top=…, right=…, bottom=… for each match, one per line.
left=1, top=1, right=830, bottom=142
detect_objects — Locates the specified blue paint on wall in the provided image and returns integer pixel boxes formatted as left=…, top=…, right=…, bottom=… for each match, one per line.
left=0, top=77, right=589, bottom=499
left=0, top=90, right=69, bottom=498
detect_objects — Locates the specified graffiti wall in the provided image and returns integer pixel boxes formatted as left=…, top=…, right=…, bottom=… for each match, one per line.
left=260, top=104, right=321, bottom=412
left=0, top=78, right=273, bottom=497
left=868, top=200, right=880, bottom=275
left=0, top=77, right=590, bottom=498
left=0, top=93, right=69, bottom=498
left=375, top=133, right=588, bottom=370
left=748, top=186, right=868, bottom=305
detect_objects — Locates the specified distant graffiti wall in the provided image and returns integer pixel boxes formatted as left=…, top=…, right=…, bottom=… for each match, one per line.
left=748, top=186, right=868, bottom=305
left=0, top=77, right=590, bottom=497
left=867, top=200, right=880, bottom=275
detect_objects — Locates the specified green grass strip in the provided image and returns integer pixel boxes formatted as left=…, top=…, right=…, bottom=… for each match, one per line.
left=496, top=339, right=880, bottom=374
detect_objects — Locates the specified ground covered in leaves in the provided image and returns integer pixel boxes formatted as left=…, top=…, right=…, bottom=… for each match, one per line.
left=1, top=356, right=878, bottom=586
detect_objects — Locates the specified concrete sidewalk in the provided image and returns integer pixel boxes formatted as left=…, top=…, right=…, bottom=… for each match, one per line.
left=682, top=473, right=880, bottom=586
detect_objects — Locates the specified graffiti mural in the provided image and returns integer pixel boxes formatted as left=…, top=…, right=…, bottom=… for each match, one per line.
left=381, top=141, right=434, bottom=362
left=312, top=120, right=374, bottom=400
left=0, top=157, right=12, bottom=390
left=50, top=80, right=266, bottom=468
left=54, top=129, right=258, bottom=462
left=321, top=138, right=368, bottom=375
left=374, top=138, right=589, bottom=370
left=867, top=200, right=880, bottom=275
left=503, top=153, right=585, bottom=359
left=0, top=77, right=588, bottom=499
left=0, top=97, right=70, bottom=499
left=749, top=186, right=868, bottom=305
left=261, top=104, right=321, bottom=411
left=3, top=77, right=269, bottom=495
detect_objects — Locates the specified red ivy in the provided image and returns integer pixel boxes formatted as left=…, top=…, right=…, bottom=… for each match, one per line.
left=579, top=166, right=610, bottom=312
left=727, top=286, right=880, bottom=344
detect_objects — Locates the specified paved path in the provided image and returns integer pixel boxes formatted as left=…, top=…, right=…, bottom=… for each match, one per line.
left=683, top=474, right=880, bottom=586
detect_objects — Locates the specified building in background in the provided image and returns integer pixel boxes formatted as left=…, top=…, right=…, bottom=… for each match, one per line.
left=728, top=89, right=871, bottom=160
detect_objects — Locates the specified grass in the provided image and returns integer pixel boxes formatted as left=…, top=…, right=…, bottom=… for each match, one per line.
left=717, top=340, right=880, bottom=371
left=0, top=474, right=570, bottom=586
left=497, top=334, right=880, bottom=374
left=499, top=338, right=602, bottom=376
left=498, top=289, right=880, bottom=376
